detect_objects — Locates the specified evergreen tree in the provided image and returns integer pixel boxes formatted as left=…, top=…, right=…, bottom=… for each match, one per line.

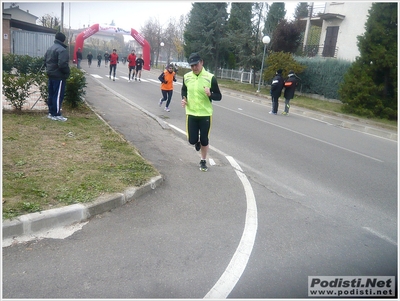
left=270, top=19, right=303, bottom=53
left=253, top=3, right=267, bottom=71
left=294, top=2, right=309, bottom=20
left=183, top=2, right=228, bottom=74
left=264, top=2, right=286, bottom=37
left=250, top=2, right=268, bottom=87
left=338, top=2, right=397, bottom=120
left=225, top=2, right=254, bottom=69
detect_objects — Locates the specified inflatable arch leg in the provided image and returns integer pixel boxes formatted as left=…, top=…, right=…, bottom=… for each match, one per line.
left=73, top=24, right=151, bottom=71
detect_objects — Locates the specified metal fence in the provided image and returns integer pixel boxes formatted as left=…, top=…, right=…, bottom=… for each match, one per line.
left=217, top=68, right=265, bottom=85
left=216, top=68, right=271, bottom=87
left=11, top=30, right=54, bottom=58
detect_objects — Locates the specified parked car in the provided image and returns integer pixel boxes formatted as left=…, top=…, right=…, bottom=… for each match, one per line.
left=171, top=61, right=190, bottom=69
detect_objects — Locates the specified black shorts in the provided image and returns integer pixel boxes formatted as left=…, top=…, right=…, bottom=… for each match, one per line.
left=129, top=66, right=135, bottom=71
left=136, top=66, right=142, bottom=72
left=186, top=115, right=212, bottom=146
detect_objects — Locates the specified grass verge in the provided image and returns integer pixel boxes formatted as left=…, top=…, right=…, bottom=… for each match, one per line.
left=2, top=104, right=159, bottom=220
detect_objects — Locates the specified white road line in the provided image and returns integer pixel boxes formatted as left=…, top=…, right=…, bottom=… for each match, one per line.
left=167, top=123, right=258, bottom=298
left=88, top=80, right=258, bottom=297
left=89, top=75, right=163, bottom=85
left=146, top=78, right=182, bottom=85
left=362, top=227, right=397, bottom=246
left=204, top=155, right=257, bottom=299
left=215, top=105, right=384, bottom=163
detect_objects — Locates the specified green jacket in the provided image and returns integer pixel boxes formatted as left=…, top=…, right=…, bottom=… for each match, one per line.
left=182, top=68, right=221, bottom=116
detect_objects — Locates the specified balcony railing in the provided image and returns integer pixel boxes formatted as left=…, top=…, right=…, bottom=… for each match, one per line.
left=303, top=45, right=320, bottom=57
left=302, top=45, right=339, bottom=58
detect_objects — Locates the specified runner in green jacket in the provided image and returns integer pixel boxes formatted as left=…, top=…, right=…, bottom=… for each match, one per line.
left=181, top=52, right=222, bottom=171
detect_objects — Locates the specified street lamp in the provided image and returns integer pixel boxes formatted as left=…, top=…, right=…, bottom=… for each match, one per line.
left=257, top=35, right=271, bottom=93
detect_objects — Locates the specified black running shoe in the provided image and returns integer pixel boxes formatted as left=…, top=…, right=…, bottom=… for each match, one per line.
left=199, top=160, right=208, bottom=172
left=195, top=141, right=201, bottom=151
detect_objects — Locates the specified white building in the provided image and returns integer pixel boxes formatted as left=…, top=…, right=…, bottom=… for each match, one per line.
left=3, top=4, right=38, bottom=24
left=303, top=2, right=373, bottom=61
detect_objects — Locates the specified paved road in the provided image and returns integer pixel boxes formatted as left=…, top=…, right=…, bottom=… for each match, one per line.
left=3, top=64, right=397, bottom=298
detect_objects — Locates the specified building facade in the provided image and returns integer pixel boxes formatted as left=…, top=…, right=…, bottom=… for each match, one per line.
left=303, top=2, right=373, bottom=62
left=2, top=4, right=56, bottom=56
left=3, top=5, right=38, bottom=24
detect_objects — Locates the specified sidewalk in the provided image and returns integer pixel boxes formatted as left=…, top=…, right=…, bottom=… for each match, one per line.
left=2, top=72, right=397, bottom=245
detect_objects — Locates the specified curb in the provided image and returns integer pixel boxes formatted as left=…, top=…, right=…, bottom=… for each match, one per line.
left=2, top=175, right=164, bottom=242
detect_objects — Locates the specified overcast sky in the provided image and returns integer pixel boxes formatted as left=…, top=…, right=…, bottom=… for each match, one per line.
left=3, top=1, right=192, bottom=30
left=4, top=1, right=304, bottom=31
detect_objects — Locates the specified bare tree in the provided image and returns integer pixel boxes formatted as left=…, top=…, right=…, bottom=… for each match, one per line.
left=141, top=18, right=162, bottom=66
left=87, top=37, right=101, bottom=52
left=175, top=15, right=187, bottom=61
left=40, top=14, right=61, bottom=30
left=162, top=18, right=182, bottom=64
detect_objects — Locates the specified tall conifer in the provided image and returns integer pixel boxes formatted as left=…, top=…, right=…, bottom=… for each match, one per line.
left=339, top=3, right=397, bottom=119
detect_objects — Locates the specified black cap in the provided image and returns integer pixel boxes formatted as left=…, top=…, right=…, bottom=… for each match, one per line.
left=276, top=69, right=283, bottom=74
left=55, top=32, right=66, bottom=43
left=188, top=53, right=201, bottom=65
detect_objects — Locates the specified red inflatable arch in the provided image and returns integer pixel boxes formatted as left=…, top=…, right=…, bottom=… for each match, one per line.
left=73, top=24, right=151, bottom=71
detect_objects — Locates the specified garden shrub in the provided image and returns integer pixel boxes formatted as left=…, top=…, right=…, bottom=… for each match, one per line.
left=64, top=66, right=87, bottom=108
left=2, top=53, right=16, bottom=73
left=264, top=51, right=306, bottom=83
left=294, top=57, right=352, bottom=100
left=2, top=72, right=36, bottom=111
left=2, top=54, right=87, bottom=110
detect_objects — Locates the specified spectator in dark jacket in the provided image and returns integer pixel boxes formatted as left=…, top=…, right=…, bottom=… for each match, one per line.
left=44, top=32, right=70, bottom=122
left=269, top=69, right=284, bottom=115
left=282, top=70, right=299, bottom=115
left=76, top=47, right=82, bottom=69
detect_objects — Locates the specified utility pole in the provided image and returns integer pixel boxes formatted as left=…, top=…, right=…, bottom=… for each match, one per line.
left=302, top=2, right=314, bottom=53
left=61, top=2, right=64, bottom=32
